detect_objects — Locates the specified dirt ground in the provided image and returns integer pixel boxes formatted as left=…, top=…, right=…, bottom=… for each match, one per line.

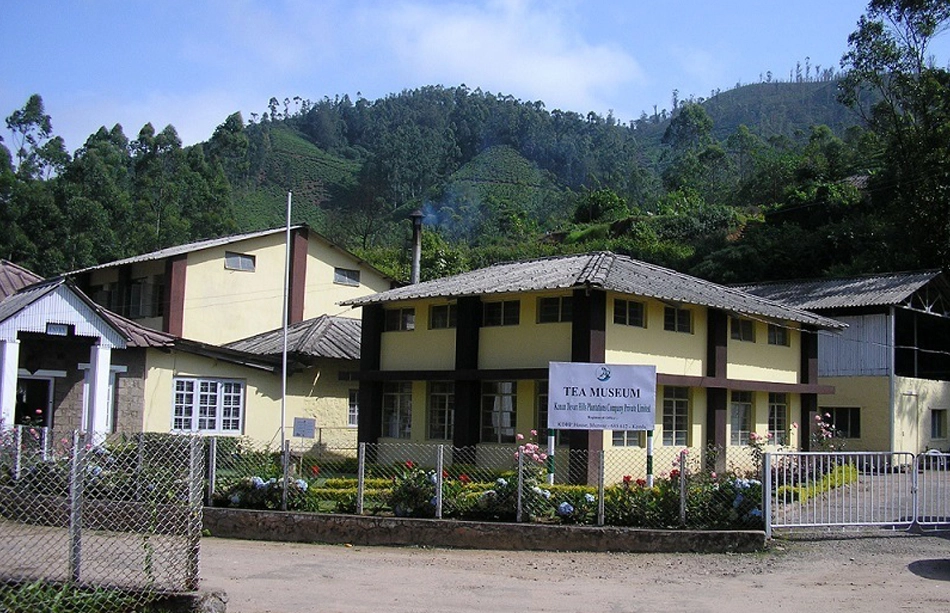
left=199, top=530, right=950, bottom=613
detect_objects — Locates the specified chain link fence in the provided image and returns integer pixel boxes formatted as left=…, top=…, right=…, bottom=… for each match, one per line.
left=207, top=436, right=764, bottom=530
left=0, top=426, right=203, bottom=612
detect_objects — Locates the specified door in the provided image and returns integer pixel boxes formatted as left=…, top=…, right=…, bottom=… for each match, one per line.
left=14, top=378, right=52, bottom=427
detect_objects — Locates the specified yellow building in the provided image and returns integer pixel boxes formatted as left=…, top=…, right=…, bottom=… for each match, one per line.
left=71, top=225, right=394, bottom=345
left=341, top=252, right=845, bottom=476
left=742, top=271, right=950, bottom=454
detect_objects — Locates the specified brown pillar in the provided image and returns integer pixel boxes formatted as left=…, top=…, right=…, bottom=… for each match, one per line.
left=570, top=288, right=606, bottom=484
left=799, top=325, right=819, bottom=450
left=453, top=297, right=482, bottom=449
left=288, top=226, right=308, bottom=324
left=358, top=304, right=384, bottom=445
left=164, top=256, right=187, bottom=336
left=706, top=309, right=729, bottom=472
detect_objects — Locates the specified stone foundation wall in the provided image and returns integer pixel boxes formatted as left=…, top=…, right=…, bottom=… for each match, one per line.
left=202, top=507, right=765, bottom=553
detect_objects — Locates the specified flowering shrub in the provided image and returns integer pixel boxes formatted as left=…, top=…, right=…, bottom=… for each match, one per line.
left=811, top=413, right=846, bottom=451
left=213, top=475, right=310, bottom=510
left=552, top=488, right=597, bottom=524
left=387, top=461, right=438, bottom=518
left=684, top=473, right=764, bottom=529
left=603, top=475, right=680, bottom=528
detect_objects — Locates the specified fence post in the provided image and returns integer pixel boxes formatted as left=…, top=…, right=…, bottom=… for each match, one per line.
left=516, top=451, right=524, bottom=523
left=764, top=452, right=772, bottom=539
left=186, top=436, right=202, bottom=591
left=68, top=430, right=84, bottom=584
left=597, top=449, right=606, bottom=526
left=356, top=443, right=366, bottom=515
left=435, top=445, right=444, bottom=519
left=281, top=440, right=291, bottom=511
left=206, top=437, right=217, bottom=505
left=679, top=449, right=688, bottom=527
left=13, top=426, right=21, bottom=480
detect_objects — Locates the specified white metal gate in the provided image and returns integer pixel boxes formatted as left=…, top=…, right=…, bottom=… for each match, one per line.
left=764, top=451, right=950, bottom=537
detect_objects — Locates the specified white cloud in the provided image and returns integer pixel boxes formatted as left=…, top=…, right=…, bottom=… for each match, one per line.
left=374, top=0, right=642, bottom=115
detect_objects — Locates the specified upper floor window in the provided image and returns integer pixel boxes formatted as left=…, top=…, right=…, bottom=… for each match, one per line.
left=731, top=316, right=755, bottom=342
left=538, top=296, right=572, bottom=323
left=664, top=306, right=692, bottom=333
left=334, top=267, right=361, bottom=286
left=484, top=300, right=520, bottom=327
left=128, top=276, right=164, bottom=319
left=384, top=308, right=415, bottom=331
left=768, top=324, right=790, bottom=346
left=225, top=251, right=255, bottom=272
left=429, top=304, right=457, bottom=329
left=614, top=299, right=646, bottom=328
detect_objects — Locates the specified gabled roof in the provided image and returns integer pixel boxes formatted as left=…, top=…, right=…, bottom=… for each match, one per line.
left=225, top=315, right=361, bottom=361
left=0, top=259, right=43, bottom=300
left=737, top=270, right=945, bottom=311
left=67, top=225, right=396, bottom=282
left=341, top=252, right=846, bottom=330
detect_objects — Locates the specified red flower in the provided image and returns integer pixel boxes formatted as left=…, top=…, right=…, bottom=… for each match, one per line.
left=670, top=469, right=680, bottom=479
left=622, top=475, right=632, bottom=484
left=310, top=465, right=320, bottom=476
left=635, top=478, right=647, bottom=487
left=405, top=460, right=415, bottom=469
left=442, top=469, right=449, bottom=478
left=459, top=474, right=471, bottom=484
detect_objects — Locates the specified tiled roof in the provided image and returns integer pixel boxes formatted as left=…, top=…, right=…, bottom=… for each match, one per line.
left=225, top=315, right=361, bottom=361
left=737, top=271, right=943, bottom=311
left=0, top=259, right=44, bottom=300
left=341, top=252, right=846, bottom=330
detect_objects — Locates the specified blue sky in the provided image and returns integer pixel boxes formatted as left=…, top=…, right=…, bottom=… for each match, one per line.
left=0, top=1, right=931, bottom=153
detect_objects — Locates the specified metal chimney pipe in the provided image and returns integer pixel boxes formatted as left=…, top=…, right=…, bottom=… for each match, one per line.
left=410, top=209, right=423, bottom=284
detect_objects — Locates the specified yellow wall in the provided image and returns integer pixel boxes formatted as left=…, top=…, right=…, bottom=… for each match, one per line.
left=142, top=349, right=357, bottom=449
left=817, top=375, right=891, bottom=452
left=605, top=296, right=706, bottom=376
left=304, top=238, right=392, bottom=320
left=181, top=234, right=288, bottom=344
left=478, top=293, right=573, bottom=369
left=727, top=321, right=800, bottom=383
left=893, top=376, right=950, bottom=454
left=380, top=299, right=457, bottom=371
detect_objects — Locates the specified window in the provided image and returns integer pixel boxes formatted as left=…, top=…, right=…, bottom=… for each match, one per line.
left=664, top=306, right=692, bottom=333
left=538, top=296, right=572, bottom=323
left=831, top=408, right=859, bottom=437
left=768, top=324, right=789, bottom=346
left=932, top=409, right=948, bottom=439
left=128, top=276, right=164, bottom=319
left=347, top=390, right=359, bottom=427
left=730, top=317, right=755, bottom=342
left=224, top=251, right=255, bottom=272
left=382, top=382, right=412, bottom=438
left=768, top=393, right=788, bottom=445
left=481, top=381, right=516, bottom=443
left=662, top=386, right=689, bottom=446
left=429, top=304, right=457, bottom=329
left=614, top=299, right=646, bottom=327
left=427, top=382, right=455, bottom=440
left=483, top=300, right=520, bottom=327
left=384, top=308, right=415, bottom=331
left=172, top=378, right=244, bottom=433
left=730, top=391, right=753, bottom=445
left=535, top=380, right=564, bottom=445
left=334, top=267, right=361, bottom=286
left=338, top=371, right=358, bottom=381
left=825, top=407, right=861, bottom=439
left=613, top=430, right=644, bottom=447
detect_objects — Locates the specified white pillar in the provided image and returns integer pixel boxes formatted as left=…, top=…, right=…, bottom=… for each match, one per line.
left=0, top=340, right=20, bottom=430
left=85, top=343, right=112, bottom=438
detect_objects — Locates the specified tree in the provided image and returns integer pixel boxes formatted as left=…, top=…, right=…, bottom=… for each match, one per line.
left=839, top=0, right=950, bottom=269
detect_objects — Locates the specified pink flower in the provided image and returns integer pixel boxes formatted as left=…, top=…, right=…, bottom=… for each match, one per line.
left=749, top=432, right=758, bottom=440
left=530, top=429, right=538, bottom=437
left=539, top=453, right=547, bottom=460
left=516, top=433, right=525, bottom=441
left=815, top=414, right=823, bottom=421
left=710, top=471, right=718, bottom=479
left=791, top=422, right=798, bottom=429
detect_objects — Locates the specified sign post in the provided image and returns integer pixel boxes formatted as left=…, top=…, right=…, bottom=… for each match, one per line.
left=547, top=362, right=657, bottom=485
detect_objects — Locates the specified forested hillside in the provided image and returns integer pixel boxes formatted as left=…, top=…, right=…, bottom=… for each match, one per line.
left=3, top=1, right=949, bottom=287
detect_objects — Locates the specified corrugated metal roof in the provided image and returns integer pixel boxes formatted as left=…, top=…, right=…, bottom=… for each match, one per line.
left=736, top=271, right=943, bottom=310
left=69, top=226, right=308, bottom=274
left=225, top=315, right=361, bottom=361
left=341, top=252, right=846, bottom=330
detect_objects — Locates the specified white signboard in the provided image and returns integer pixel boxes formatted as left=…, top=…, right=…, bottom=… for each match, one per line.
left=293, top=417, right=316, bottom=439
left=548, top=362, right=656, bottom=431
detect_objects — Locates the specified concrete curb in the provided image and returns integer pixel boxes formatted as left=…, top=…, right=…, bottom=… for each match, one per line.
left=202, top=507, right=766, bottom=553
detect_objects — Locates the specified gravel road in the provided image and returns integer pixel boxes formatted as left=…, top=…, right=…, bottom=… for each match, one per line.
left=200, top=531, right=950, bottom=613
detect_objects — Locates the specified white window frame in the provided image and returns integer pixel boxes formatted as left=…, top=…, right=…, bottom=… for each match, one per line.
left=662, top=386, right=689, bottom=446
left=730, top=391, right=753, bottom=445
left=347, top=389, right=359, bottom=427
left=427, top=382, right=455, bottom=440
left=172, top=377, right=245, bottom=434
left=224, top=251, right=256, bottom=272
left=382, top=382, right=412, bottom=439
left=334, top=267, right=361, bottom=287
